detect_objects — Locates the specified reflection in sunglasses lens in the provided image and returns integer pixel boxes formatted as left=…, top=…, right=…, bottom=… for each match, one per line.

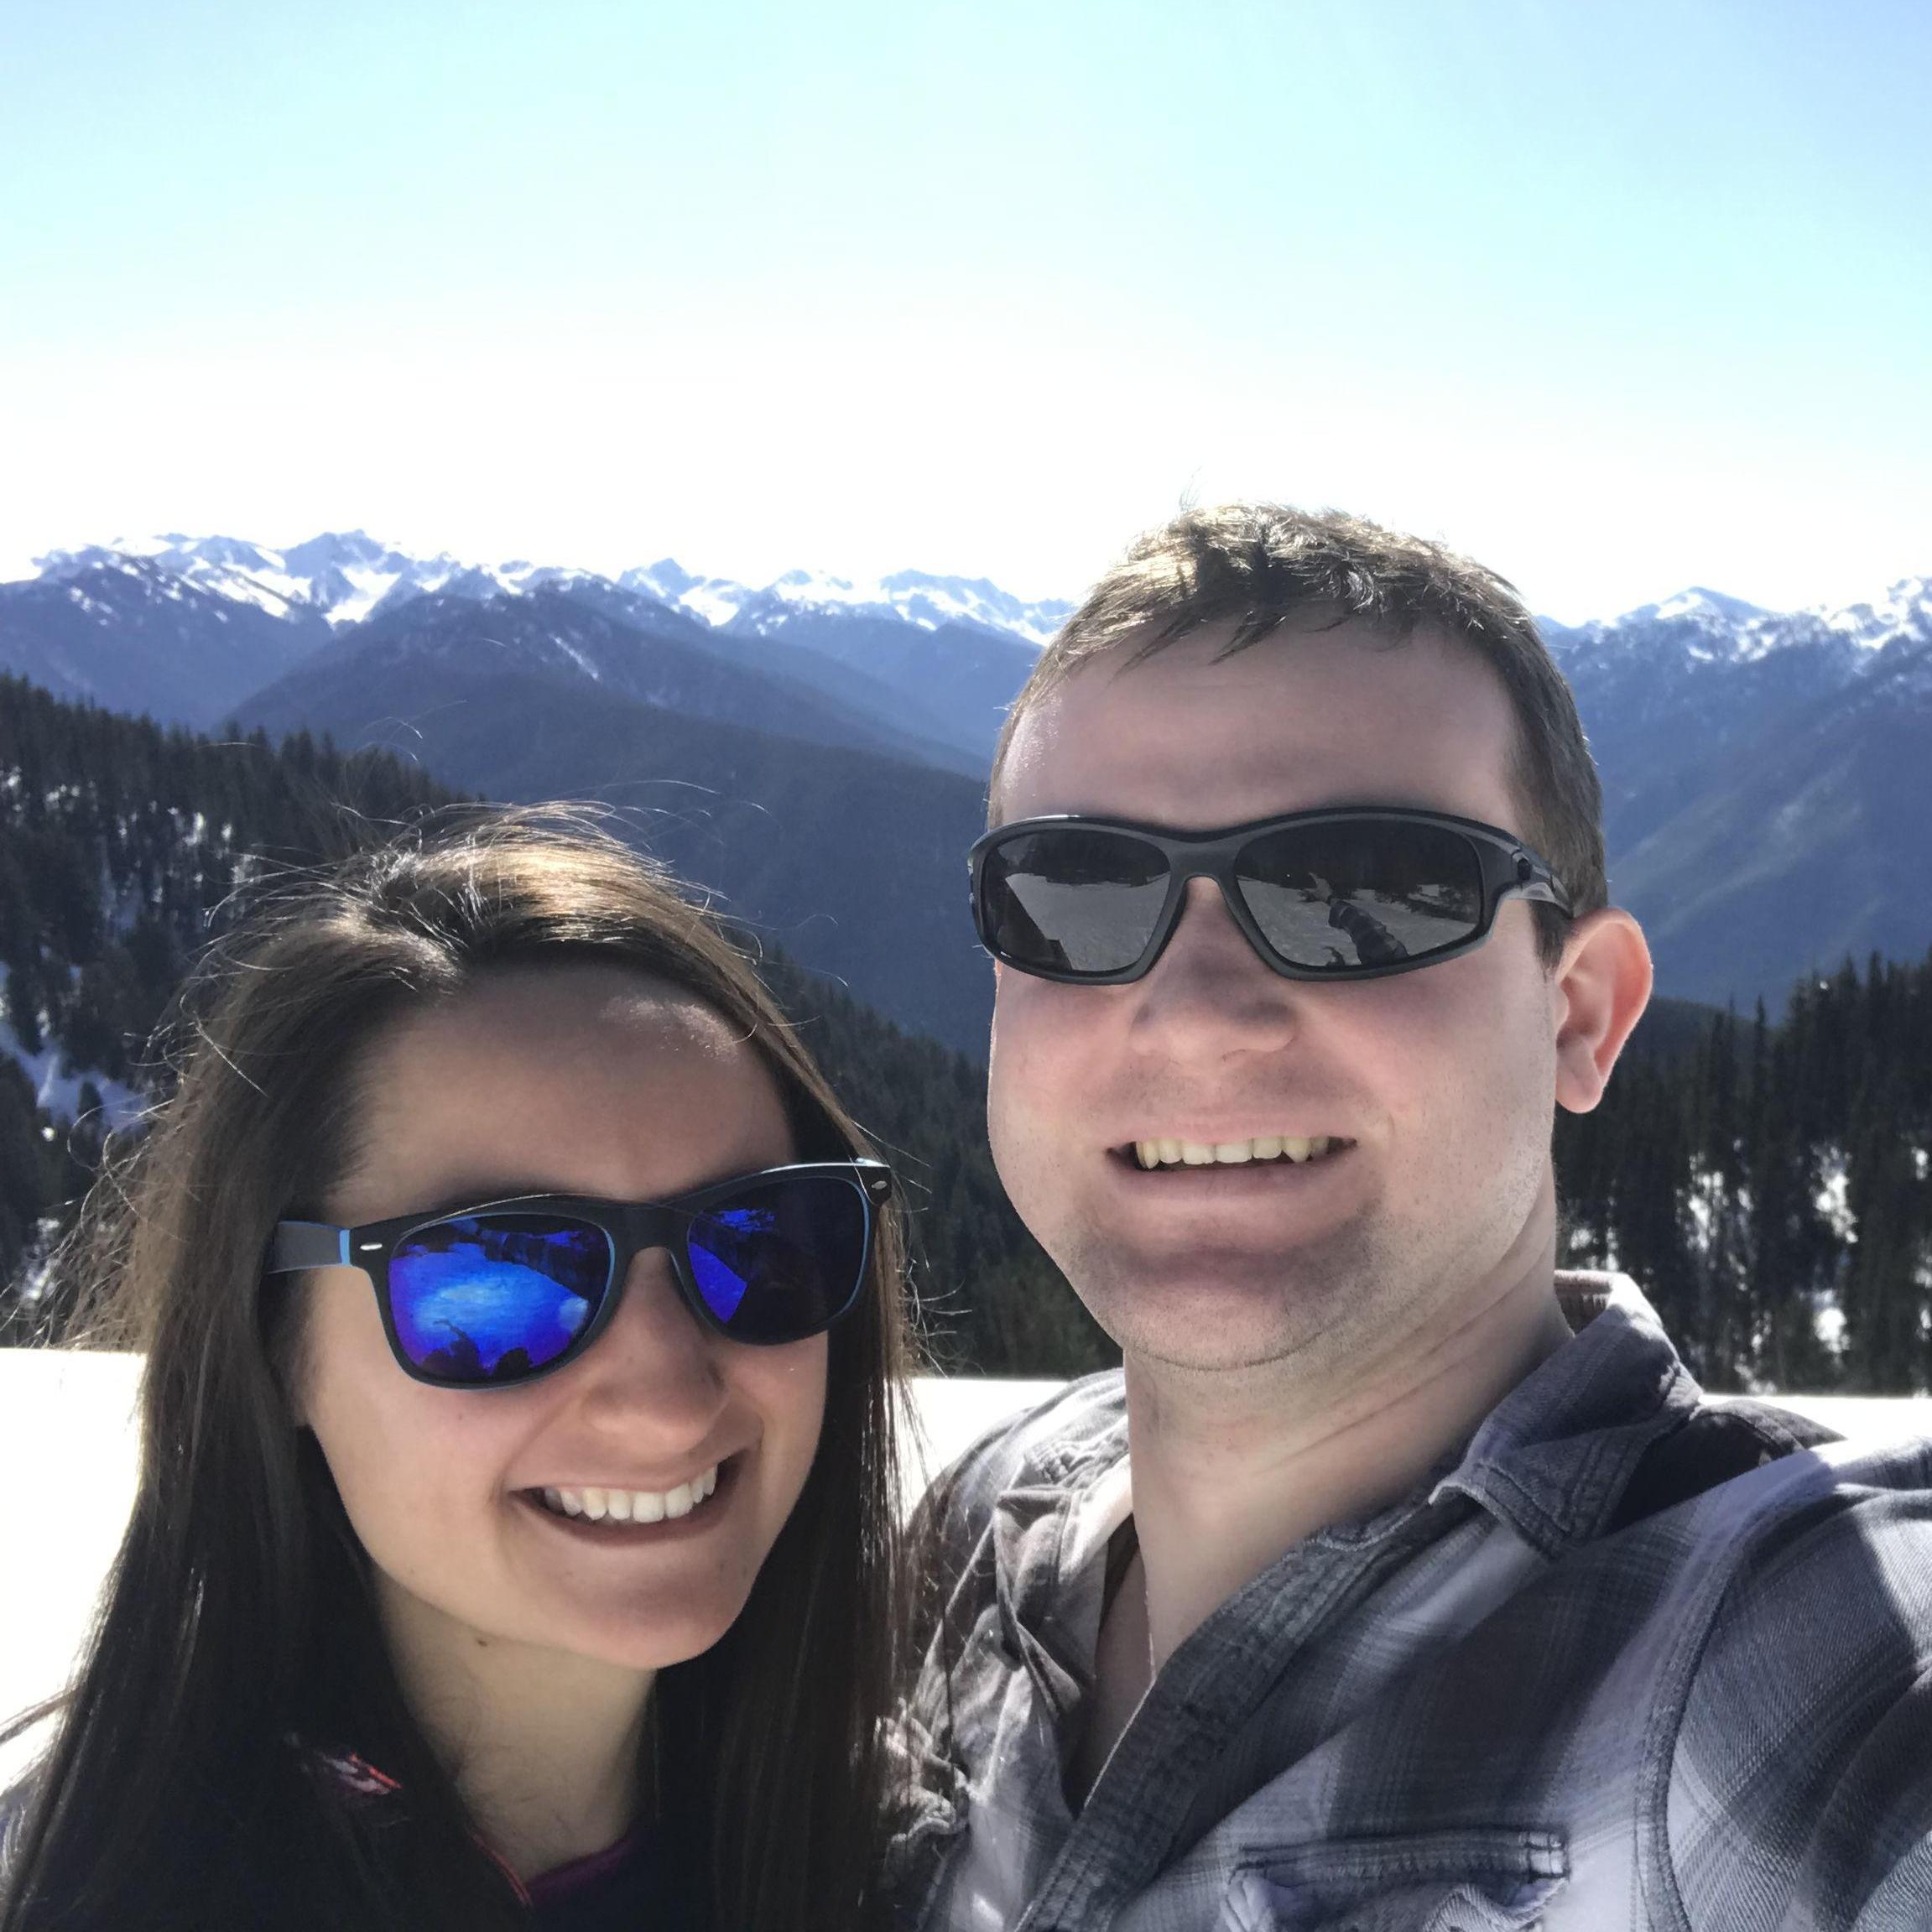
left=984, top=829, right=1170, bottom=975
left=688, top=1176, right=867, bottom=1341
left=1236, top=822, right=1482, bottom=969
left=389, top=1216, right=609, bottom=1383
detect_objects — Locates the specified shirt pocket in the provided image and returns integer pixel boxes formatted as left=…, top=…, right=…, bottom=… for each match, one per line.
left=1221, top=1828, right=1569, bottom=1932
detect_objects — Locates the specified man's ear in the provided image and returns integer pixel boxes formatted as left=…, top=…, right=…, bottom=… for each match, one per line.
left=1551, top=908, right=1653, bottom=1115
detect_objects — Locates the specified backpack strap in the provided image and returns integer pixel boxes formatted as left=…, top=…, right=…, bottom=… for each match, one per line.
left=1607, top=1398, right=1842, bottom=1534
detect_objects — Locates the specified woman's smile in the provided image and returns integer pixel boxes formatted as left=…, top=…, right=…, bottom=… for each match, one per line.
left=533, top=1461, right=722, bottom=1524
left=515, top=1460, right=737, bottom=1545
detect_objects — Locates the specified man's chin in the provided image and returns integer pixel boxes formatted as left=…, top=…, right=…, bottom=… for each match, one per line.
left=1070, top=1250, right=1367, bottom=1376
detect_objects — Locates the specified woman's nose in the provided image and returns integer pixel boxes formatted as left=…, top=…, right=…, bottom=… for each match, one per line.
left=570, top=1249, right=730, bottom=1440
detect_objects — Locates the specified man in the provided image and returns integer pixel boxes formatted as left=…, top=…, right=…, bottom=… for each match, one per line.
left=891, top=506, right=1932, bottom=1930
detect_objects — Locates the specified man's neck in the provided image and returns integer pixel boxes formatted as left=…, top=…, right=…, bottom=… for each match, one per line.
left=1125, top=1237, right=1574, bottom=1674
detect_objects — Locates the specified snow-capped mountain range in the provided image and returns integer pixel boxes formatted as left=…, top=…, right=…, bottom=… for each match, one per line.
left=3, top=529, right=1931, bottom=1037
left=18, top=531, right=1932, bottom=683
left=21, top=532, right=1076, bottom=648
left=1549, top=580, right=1932, bottom=664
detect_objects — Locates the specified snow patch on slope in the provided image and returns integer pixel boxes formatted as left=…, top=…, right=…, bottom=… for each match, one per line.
left=0, top=1019, right=147, bottom=1132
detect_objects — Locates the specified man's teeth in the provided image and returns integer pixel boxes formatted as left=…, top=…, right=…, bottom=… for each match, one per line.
left=1133, top=1135, right=1342, bottom=1169
left=539, top=1465, right=720, bottom=1524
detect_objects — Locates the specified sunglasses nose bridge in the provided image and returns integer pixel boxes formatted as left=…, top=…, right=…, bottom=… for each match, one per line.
left=586, top=1222, right=730, bottom=1377
left=1152, top=866, right=1269, bottom=974
left=607, top=1204, right=680, bottom=1289
left=1181, top=834, right=1255, bottom=910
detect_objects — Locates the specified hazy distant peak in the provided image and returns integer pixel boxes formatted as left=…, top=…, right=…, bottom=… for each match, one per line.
left=1642, top=587, right=1773, bottom=625
left=279, top=529, right=413, bottom=575
left=32, top=543, right=131, bottom=582
left=633, top=556, right=697, bottom=594
left=726, top=565, right=1070, bottom=644
left=1544, top=575, right=1930, bottom=673
left=619, top=560, right=748, bottom=628
left=1813, top=576, right=1932, bottom=651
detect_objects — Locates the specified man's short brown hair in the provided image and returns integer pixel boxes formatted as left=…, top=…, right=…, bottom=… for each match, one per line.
left=992, top=503, right=1607, bottom=969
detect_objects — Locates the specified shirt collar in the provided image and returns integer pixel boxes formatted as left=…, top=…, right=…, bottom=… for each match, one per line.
left=1429, top=1270, right=1702, bottom=1555
left=987, top=1270, right=1700, bottom=1656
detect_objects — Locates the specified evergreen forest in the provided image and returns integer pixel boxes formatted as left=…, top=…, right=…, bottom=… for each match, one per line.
left=3, top=672, right=1929, bottom=1391
left=0, top=676, right=1108, bottom=1373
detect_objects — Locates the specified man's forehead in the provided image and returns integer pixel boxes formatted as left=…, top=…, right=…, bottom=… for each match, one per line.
left=997, top=618, right=1523, bottom=829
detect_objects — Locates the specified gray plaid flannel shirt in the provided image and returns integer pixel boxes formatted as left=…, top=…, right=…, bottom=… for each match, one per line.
left=889, top=1274, right=1932, bottom=1930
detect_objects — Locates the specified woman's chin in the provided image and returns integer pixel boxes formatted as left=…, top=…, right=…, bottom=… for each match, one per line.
left=574, top=1605, right=747, bottom=1674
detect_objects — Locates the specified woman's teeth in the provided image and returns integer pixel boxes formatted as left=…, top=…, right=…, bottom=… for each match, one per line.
left=539, top=1465, right=720, bottom=1524
left=1133, top=1135, right=1344, bottom=1169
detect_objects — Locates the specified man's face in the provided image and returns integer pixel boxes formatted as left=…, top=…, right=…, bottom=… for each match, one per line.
left=987, top=618, right=1567, bottom=1377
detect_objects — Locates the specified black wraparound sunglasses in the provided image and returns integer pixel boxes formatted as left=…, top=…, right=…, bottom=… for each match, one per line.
left=969, top=806, right=1573, bottom=986
left=264, top=1160, right=893, bottom=1389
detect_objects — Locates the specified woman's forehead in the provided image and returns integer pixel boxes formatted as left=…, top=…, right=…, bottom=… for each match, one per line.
left=331, top=966, right=790, bottom=1221
left=427, top=960, right=732, bottom=1040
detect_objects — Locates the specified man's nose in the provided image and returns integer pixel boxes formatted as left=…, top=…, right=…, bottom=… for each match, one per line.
left=1128, top=876, right=1300, bottom=1052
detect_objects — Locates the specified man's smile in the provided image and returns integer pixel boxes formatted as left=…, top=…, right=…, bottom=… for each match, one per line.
left=1124, top=1133, right=1354, bottom=1169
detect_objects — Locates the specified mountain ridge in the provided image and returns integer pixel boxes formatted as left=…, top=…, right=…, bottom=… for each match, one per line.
left=250, top=586, right=987, bottom=779
left=6, top=532, right=1930, bottom=1035
left=22, top=531, right=1929, bottom=657
left=26, top=531, right=1076, bottom=648
left=235, top=648, right=998, bottom=1055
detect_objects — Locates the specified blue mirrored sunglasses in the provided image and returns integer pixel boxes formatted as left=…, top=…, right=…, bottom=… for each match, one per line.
left=264, top=1159, right=892, bottom=1388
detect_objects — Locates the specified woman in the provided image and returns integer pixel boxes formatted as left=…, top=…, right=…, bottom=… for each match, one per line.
left=0, top=808, right=913, bottom=1931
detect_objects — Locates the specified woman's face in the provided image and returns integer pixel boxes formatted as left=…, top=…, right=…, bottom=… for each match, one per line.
left=297, top=963, right=829, bottom=1674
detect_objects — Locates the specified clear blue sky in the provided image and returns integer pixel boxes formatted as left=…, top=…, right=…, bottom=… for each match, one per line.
left=3, top=0, right=1927, bottom=618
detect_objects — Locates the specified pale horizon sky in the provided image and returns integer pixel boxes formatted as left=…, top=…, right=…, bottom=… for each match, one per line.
left=3, top=0, right=1927, bottom=622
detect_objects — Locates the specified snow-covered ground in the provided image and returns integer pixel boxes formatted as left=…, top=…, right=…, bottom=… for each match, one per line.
left=3, top=1350, right=1929, bottom=1788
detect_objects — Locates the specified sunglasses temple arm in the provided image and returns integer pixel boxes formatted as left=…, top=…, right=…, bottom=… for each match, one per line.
left=1502, top=849, right=1573, bottom=915
left=1515, top=877, right=1573, bottom=914
left=266, top=1221, right=352, bottom=1274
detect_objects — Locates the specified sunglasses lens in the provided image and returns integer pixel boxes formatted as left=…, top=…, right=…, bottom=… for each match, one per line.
left=388, top=1214, right=612, bottom=1384
left=685, top=1174, right=871, bottom=1343
left=1235, top=820, right=1483, bottom=970
left=978, top=828, right=1171, bottom=976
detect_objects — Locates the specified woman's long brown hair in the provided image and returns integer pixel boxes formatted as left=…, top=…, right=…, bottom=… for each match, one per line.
left=0, top=806, right=914, bottom=1932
